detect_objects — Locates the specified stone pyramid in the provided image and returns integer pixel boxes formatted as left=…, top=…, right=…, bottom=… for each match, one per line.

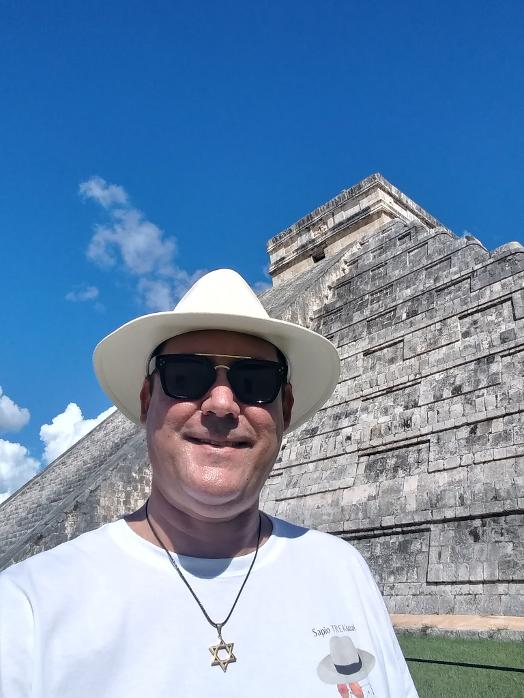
left=1, top=174, right=522, bottom=617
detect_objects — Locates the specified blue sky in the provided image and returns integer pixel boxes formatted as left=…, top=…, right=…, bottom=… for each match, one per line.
left=1, top=0, right=523, bottom=499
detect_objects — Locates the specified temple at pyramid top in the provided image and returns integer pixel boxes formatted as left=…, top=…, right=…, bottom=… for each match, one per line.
left=267, top=173, right=445, bottom=285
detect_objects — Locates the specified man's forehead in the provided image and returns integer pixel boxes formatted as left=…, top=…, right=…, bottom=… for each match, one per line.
left=160, top=330, right=279, bottom=359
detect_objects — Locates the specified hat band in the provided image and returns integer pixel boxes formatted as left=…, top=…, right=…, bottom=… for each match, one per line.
left=333, top=657, right=362, bottom=675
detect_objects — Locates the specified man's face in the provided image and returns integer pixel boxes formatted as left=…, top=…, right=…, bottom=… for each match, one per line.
left=140, top=330, right=293, bottom=521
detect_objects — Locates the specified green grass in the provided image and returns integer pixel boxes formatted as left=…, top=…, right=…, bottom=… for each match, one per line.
left=397, top=634, right=524, bottom=698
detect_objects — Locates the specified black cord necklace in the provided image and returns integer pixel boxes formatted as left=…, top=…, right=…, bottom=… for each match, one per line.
left=145, top=499, right=262, bottom=672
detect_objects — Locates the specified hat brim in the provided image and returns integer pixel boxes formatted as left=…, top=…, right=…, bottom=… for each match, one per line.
left=317, top=649, right=375, bottom=684
left=93, top=311, right=340, bottom=433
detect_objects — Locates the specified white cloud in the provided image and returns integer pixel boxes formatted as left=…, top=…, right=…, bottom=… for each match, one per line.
left=65, top=284, right=100, bottom=302
left=87, top=209, right=176, bottom=276
left=0, top=402, right=117, bottom=503
left=137, top=269, right=207, bottom=311
left=40, top=403, right=116, bottom=465
left=253, top=279, right=271, bottom=295
left=80, top=175, right=203, bottom=310
left=137, top=278, right=176, bottom=311
left=0, top=438, right=39, bottom=503
left=0, top=387, right=30, bottom=433
left=79, top=176, right=128, bottom=208
left=252, top=265, right=272, bottom=295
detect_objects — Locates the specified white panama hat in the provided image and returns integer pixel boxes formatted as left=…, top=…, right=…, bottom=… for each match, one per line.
left=93, top=269, right=340, bottom=432
left=317, top=635, right=375, bottom=684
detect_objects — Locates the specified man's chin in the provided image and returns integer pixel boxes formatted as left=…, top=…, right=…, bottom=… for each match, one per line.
left=180, top=484, right=257, bottom=519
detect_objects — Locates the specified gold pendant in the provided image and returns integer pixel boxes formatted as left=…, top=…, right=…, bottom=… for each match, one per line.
left=209, top=636, right=236, bottom=672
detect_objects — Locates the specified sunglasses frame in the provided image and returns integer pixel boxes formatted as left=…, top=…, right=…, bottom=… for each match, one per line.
left=150, top=352, right=288, bottom=405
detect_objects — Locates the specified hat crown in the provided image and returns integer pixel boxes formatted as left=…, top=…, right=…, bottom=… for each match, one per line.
left=174, top=269, right=270, bottom=320
left=330, top=636, right=360, bottom=664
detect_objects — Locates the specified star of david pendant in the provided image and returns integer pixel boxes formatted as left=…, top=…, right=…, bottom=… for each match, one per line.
left=209, top=637, right=236, bottom=672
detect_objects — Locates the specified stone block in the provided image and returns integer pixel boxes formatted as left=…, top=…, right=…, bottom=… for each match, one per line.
left=471, top=253, right=524, bottom=291
left=501, top=594, right=524, bottom=616
left=454, top=595, right=478, bottom=614
left=512, top=288, right=524, bottom=320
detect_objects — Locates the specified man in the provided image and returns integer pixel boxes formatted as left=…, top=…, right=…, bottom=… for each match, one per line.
left=0, top=269, right=418, bottom=697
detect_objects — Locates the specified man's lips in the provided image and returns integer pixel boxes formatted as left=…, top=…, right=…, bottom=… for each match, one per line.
left=186, top=436, right=251, bottom=449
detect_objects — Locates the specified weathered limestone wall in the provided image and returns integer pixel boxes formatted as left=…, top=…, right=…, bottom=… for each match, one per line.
left=261, top=218, right=524, bottom=616
left=0, top=412, right=150, bottom=570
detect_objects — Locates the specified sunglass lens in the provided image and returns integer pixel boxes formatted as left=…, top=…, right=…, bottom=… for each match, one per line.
left=229, top=362, right=281, bottom=404
left=162, top=357, right=213, bottom=400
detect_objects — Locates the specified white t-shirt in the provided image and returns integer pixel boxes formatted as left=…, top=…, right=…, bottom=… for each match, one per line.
left=0, top=516, right=418, bottom=697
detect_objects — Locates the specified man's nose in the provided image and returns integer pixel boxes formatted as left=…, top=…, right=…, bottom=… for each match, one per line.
left=200, top=367, right=241, bottom=418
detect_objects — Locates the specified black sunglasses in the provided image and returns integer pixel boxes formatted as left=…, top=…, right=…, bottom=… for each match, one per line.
left=150, top=353, right=287, bottom=405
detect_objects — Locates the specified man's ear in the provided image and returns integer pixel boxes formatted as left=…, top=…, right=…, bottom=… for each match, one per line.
left=140, top=377, right=152, bottom=424
left=282, top=383, right=294, bottom=431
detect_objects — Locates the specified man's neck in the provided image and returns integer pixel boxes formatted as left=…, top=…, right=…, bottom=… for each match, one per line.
left=124, top=492, right=272, bottom=558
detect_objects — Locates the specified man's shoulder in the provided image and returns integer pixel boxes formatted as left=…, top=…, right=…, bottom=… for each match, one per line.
left=0, top=520, right=122, bottom=586
left=269, top=515, right=368, bottom=564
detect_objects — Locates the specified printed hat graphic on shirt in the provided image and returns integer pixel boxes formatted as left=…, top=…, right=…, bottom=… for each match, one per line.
left=317, top=635, right=375, bottom=684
